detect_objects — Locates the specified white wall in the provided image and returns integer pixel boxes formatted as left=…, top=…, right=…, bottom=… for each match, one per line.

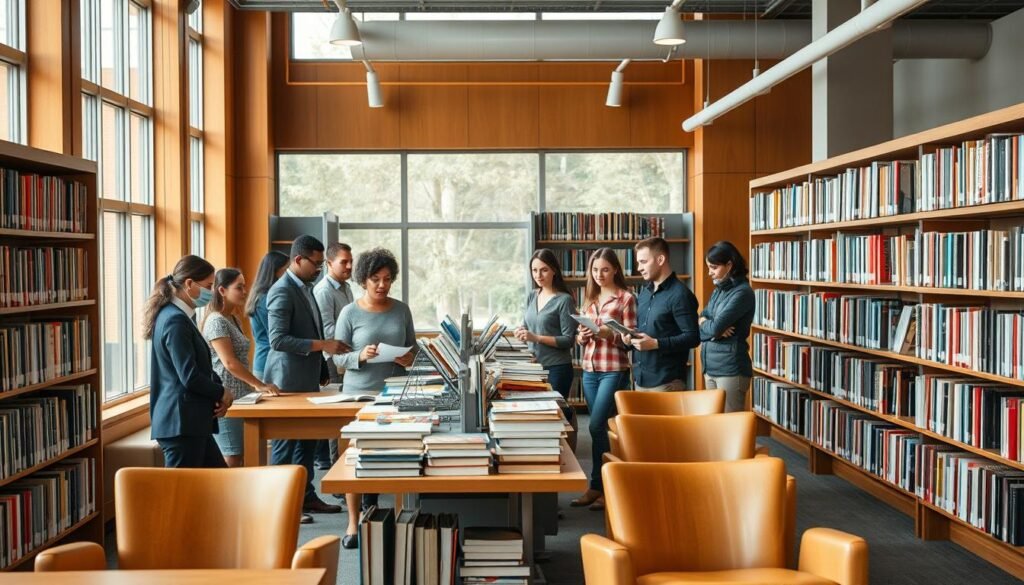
left=893, top=7, right=1024, bottom=137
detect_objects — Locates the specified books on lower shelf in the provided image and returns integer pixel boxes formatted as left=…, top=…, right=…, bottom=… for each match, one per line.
left=534, top=212, right=665, bottom=241
left=753, top=378, right=1024, bottom=545
left=753, top=289, right=1024, bottom=380
left=751, top=227, right=1024, bottom=291
left=750, top=133, right=1024, bottom=232
left=0, top=246, right=90, bottom=308
left=360, top=508, right=459, bottom=585
left=0, top=384, right=98, bottom=480
left=461, top=526, right=528, bottom=584
left=0, top=317, right=93, bottom=392
left=0, top=457, right=97, bottom=569
left=0, top=169, right=90, bottom=233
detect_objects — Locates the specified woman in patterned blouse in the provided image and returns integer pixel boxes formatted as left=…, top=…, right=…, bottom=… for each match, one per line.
left=571, top=248, right=636, bottom=511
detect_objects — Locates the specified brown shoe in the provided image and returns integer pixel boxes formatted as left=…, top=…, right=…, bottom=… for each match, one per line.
left=303, top=497, right=342, bottom=514
left=589, top=496, right=605, bottom=512
left=570, top=489, right=602, bottom=507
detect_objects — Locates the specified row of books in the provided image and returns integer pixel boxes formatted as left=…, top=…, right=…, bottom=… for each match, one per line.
left=554, top=248, right=636, bottom=277
left=0, top=457, right=96, bottom=568
left=753, top=332, right=1024, bottom=461
left=0, top=246, right=90, bottom=307
left=0, top=317, right=93, bottom=392
left=534, top=212, right=665, bottom=241
left=749, top=160, right=916, bottom=230
left=750, top=227, right=1024, bottom=291
left=0, top=170, right=90, bottom=233
left=341, top=420, right=434, bottom=478
left=749, top=133, right=1024, bottom=231
left=359, top=508, right=527, bottom=585
left=0, top=384, right=98, bottom=480
left=753, top=378, right=1024, bottom=545
left=753, top=289, right=1024, bottom=380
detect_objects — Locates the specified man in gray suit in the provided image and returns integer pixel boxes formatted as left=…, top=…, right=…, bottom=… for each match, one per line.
left=265, top=235, right=349, bottom=515
left=312, top=242, right=354, bottom=469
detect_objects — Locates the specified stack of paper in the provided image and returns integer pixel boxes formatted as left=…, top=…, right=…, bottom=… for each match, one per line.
left=340, top=421, right=432, bottom=477
left=488, top=400, right=564, bottom=474
left=460, top=527, right=529, bottom=585
left=422, top=433, right=491, bottom=477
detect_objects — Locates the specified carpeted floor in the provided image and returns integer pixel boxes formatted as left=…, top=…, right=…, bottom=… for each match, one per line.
left=105, top=415, right=1023, bottom=584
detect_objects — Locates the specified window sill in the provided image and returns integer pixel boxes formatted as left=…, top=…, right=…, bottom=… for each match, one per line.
left=102, top=392, right=150, bottom=429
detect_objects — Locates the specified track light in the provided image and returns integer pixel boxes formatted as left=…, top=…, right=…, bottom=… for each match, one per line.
left=364, top=61, right=383, bottom=108
left=653, top=3, right=686, bottom=46
left=329, top=0, right=362, bottom=46
left=605, top=59, right=630, bottom=108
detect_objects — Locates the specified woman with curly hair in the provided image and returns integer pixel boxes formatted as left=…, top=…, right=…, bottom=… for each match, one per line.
left=333, top=246, right=416, bottom=548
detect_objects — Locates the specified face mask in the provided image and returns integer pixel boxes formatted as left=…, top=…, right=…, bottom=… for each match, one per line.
left=192, top=285, right=214, bottom=308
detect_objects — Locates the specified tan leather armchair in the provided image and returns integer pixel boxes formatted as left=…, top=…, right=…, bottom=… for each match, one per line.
left=582, top=459, right=867, bottom=585
left=35, top=466, right=339, bottom=585
left=608, top=390, right=725, bottom=459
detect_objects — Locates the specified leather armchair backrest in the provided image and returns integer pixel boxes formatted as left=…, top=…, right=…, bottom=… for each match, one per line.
left=614, top=390, right=725, bottom=416
left=617, top=412, right=757, bottom=463
left=114, top=465, right=305, bottom=570
left=602, top=459, right=787, bottom=575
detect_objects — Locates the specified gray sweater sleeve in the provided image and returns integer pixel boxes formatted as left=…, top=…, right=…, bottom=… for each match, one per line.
left=553, top=294, right=575, bottom=349
left=333, top=307, right=362, bottom=371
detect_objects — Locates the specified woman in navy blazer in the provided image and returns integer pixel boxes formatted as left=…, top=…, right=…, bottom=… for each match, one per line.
left=142, top=255, right=231, bottom=468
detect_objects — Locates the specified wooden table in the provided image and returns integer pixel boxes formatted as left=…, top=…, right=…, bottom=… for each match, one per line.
left=322, top=442, right=586, bottom=584
left=225, top=393, right=365, bottom=467
left=0, top=569, right=325, bottom=584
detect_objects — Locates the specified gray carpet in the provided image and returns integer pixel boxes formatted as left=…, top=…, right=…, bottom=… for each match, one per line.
left=105, top=415, right=1023, bottom=583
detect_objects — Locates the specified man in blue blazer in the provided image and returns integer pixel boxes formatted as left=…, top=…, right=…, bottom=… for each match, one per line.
left=264, top=235, right=349, bottom=514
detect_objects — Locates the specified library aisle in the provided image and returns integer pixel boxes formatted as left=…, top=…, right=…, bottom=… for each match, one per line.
left=101, top=416, right=1021, bottom=585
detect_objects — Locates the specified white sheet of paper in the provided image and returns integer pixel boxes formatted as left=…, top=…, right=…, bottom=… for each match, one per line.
left=570, top=314, right=600, bottom=334
left=307, top=393, right=350, bottom=404
left=367, top=342, right=413, bottom=364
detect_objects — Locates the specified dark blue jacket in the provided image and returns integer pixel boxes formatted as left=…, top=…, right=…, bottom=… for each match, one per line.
left=699, top=276, right=755, bottom=377
left=263, top=273, right=329, bottom=392
left=250, top=293, right=271, bottom=377
left=149, top=303, right=223, bottom=439
left=633, top=273, right=701, bottom=387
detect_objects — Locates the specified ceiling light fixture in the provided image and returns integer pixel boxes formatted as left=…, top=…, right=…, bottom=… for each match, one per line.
left=605, top=59, right=631, bottom=108
left=653, top=0, right=687, bottom=46
left=329, top=0, right=362, bottom=46
left=364, top=61, right=383, bottom=108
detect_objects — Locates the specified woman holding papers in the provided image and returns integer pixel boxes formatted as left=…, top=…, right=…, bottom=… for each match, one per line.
left=245, top=251, right=289, bottom=380
left=572, top=248, right=636, bottom=511
left=699, top=241, right=755, bottom=412
left=201, top=268, right=281, bottom=467
left=334, top=247, right=416, bottom=548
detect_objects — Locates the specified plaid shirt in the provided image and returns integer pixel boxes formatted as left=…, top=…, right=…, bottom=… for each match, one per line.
left=579, top=289, right=637, bottom=373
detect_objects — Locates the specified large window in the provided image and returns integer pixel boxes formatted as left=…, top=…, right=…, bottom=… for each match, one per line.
left=188, top=9, right=204, bottom=256
left=291, top=12, right=399, bottom=61
left=278, top=151, right=685, bottom=329
left=0, top=0, right=25, bottom=142
left=82, top=0, right=154, bottom=402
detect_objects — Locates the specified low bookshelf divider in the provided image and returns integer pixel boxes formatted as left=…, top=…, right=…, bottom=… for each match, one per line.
left=0, top=140, right=103, bottom=571
left=749, top=102, right=1024, bottom=579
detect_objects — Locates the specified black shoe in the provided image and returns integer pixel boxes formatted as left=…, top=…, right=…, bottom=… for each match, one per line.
left=303, top=497, right=343, bottom=514
left=300, top=513, right=313, bottom=524
left=342, top=534, right=358, bottom=549
left=314, top=460, right=332, bottom=470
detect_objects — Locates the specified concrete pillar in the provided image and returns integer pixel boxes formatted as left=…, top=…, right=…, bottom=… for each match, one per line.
left=811, top=0, right=894, bottom=160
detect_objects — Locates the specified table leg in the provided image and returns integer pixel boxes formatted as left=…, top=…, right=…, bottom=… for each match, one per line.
left=243, top=420, right=267, bottom=467
left=394, top=493, right=405, bottom=514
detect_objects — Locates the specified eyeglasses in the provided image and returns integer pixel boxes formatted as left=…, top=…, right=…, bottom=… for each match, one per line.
left=299, top=255, right=325, bottom=269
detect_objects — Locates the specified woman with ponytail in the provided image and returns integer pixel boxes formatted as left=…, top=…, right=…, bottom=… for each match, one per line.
left=201, top=268, right=281, bottom=467
left=144, top=255, right=231, bottom=468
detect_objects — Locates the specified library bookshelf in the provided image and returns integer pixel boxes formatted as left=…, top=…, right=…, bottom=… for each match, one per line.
left=0, top=140, right=102, bottom=571
left=530, top=211, right=695, bottom=409
left=749, top=103, right=1024, bottom=578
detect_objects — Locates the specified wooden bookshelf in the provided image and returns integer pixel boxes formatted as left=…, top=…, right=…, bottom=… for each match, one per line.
left=749, top=103, right=1024, bottom=578
left=537, top=238, right=690, bottom=245
left=0, top=141, right=103, bottom=570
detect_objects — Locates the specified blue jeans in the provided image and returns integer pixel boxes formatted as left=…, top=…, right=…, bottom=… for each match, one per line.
left=547, top=363, right=576, bottom=422
left=582, top=370, right=629, bottom=491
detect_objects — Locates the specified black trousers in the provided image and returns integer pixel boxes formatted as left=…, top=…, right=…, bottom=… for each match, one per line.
left=158, top=435, right=228, bottom=468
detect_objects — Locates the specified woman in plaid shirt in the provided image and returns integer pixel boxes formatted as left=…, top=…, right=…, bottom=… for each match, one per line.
left=571, top=248, right=637, bottom=511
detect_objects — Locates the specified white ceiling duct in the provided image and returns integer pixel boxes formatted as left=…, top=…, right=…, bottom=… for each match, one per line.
left=349, top=19, right=990, bottom=62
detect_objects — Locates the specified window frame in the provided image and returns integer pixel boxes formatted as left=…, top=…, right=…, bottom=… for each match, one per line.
left=0, top=0, right=26, bottom=143
left=275, top=149, right=688, bottom=328
left=187, top=11, right=204, bottom=255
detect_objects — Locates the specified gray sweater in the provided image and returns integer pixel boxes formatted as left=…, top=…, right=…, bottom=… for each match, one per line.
left=333, top=300, right=417, bottom=394
left=523, top=290, right=575, bottom=367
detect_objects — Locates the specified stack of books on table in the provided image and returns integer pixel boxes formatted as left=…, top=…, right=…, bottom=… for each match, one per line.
left=494, top=361, right=550, bottom=393
left=488, top=400, right=564, bottom=474
left=460, top=527, right=529, bottom=585
left=340, top=420, right=433, bottom=478
left=423, top=433, right=492, bottom=477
